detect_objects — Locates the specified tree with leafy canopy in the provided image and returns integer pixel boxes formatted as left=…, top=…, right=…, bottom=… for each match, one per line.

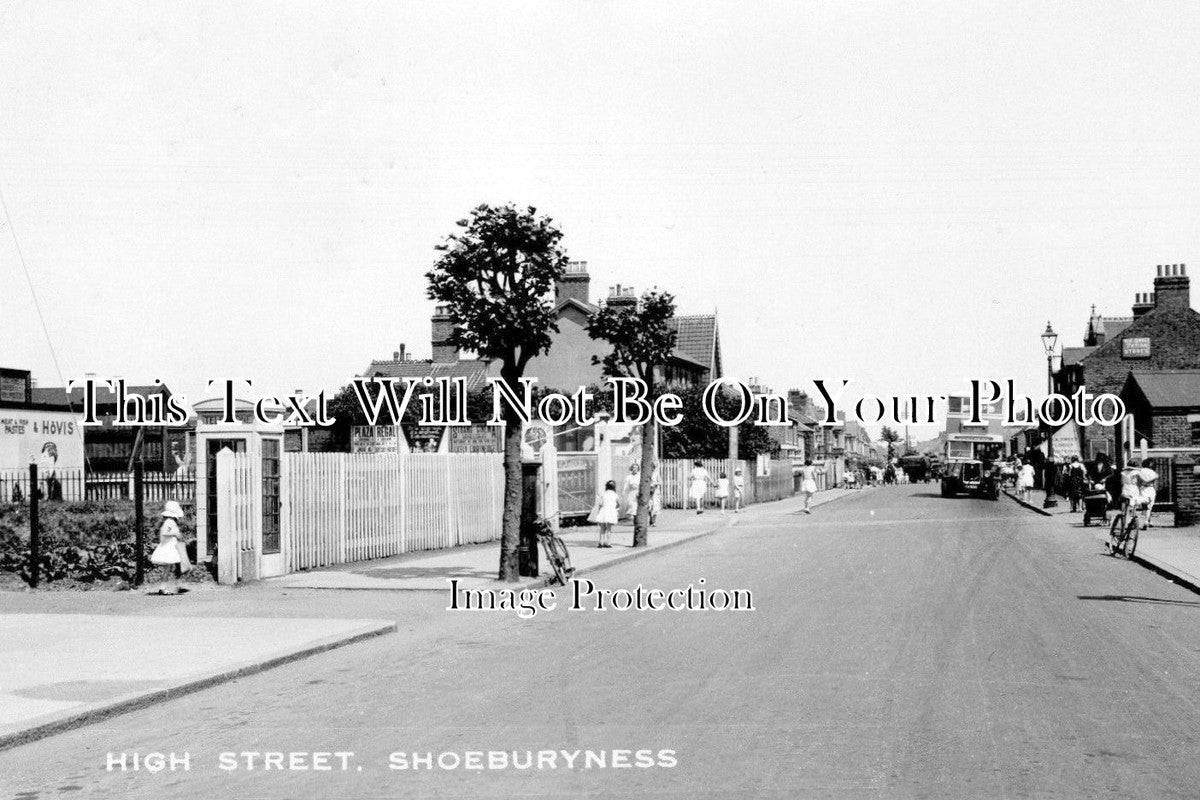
left=879, top=425, right=901, bottom=459
left=661, top=383, right=781, bottom=460
left=587, top=290, right=678, bottom=547
left=426, top=204, right=568, bottom=582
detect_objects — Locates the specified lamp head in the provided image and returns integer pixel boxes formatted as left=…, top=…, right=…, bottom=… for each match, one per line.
left=1040, top=321, right=1058, bottom=355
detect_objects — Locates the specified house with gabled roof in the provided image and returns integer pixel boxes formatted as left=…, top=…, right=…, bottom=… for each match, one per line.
left=371, top=261, right=723, bottom=396
left=1053, top=264, right=1200, bottom=460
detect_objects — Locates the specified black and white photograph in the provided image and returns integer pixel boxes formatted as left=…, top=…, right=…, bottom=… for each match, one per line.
left=3, top=2, right=1200, bottom=798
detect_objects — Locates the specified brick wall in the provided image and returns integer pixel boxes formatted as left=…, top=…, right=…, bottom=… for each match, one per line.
left=1153, top=413, right=1193, bottom=449
left=1082, top=307, right=1200, bottom=396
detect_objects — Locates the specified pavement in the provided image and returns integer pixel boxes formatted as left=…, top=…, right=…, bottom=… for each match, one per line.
left=0, top=489, right=856, bottom=752
left=273, top=488, right=858, bottom=591
left=1004, top=486, right=1200, bottom=592
left=7, top=484, right=1200, bottom=798
left=0, top=614, right=395, bottom=751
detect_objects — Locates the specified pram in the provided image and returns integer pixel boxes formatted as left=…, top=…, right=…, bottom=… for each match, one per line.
left=1081, top=490, right=1111, bottom=527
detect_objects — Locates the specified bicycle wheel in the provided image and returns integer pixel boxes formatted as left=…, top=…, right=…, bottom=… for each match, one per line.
left=549, top=536, right=573, bottom=586
left=1108, top=514, right=1124, bottom=555
left=1122, top=519, right=1140, bottom=559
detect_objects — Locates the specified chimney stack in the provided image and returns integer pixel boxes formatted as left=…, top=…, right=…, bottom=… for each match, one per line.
left=1153, top=263, right=1190, bottom=311
left=606, top=284, right=639, bottom=311
left=431, top=306, right=458, bottom=363
left=1132, top=291, right=1155, bottom=317
left=392, top=343, right=407, bottom=362
left=556, top=260, right=591, bottom=306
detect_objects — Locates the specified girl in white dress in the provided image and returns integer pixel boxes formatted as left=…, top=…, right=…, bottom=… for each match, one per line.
left=149, top=500, right=190, bottom=595
left=649, top=462, right=663, bottom=526
left=689, top=461, right=711, bottom=514
left=715, top=472, right=730, bottom=514
left=622, top=463, right=641, bottom=520
left=732, top=468, right=745, bottom=513
left=800, top=459, right=819, bottom=514
left=596, top=480, right=620, bottom=547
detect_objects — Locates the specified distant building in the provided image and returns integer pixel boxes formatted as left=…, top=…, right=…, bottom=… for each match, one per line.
left=0, top=368, right=84, bottom=483
left=1054, top=264, right=1200, bottom=459
left=363, top=261, right=724, bottom=453
left=29, top=381, right=186, bottom=473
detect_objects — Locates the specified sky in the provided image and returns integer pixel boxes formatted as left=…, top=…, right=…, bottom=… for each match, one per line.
left=3, top=1, right=1200, bottom=438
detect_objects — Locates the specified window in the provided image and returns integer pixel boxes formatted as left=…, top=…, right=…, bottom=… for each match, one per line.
left=948, top=396, right=970, bottom=416
left=1191, top=421, right=1200, bottom=446
left=1123, top=337, right=1151, bottom=358
left=262, top=439, right=281, bottom=555
left=948, top=440, right=973, bottom=459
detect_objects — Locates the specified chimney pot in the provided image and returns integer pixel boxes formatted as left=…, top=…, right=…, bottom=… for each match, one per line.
left=1152, top=260, right=1191, bottom=311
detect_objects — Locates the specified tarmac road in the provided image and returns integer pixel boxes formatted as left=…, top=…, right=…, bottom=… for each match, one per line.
left=4, top=484, right=1200, bottom=799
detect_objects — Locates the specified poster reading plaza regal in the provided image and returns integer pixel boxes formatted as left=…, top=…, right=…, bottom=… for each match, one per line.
left=4, top=4, right=1200, bottom=799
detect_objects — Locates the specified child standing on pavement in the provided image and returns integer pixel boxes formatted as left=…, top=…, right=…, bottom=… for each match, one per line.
left=596, top=480, right=620, bottom=548
left=149, top=500, right=190, bottom=596
left=733, top=468, right=745, bottom=513
left=689, top=460, right=711, bottom=514
left=715, top=471, right=730, bottom=514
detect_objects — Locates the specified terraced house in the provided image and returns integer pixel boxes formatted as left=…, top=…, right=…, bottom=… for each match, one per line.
left=1053, top=263, right=1200, bottom=460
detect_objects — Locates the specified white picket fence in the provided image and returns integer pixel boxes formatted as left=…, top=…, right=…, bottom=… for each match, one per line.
left=216, top=451, right=505, bottom=581
left=283, top=452, right=503, bottom=572
left=659, top=458, right=795, bottom=508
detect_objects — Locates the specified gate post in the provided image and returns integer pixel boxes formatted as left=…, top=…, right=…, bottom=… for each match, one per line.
left=216, top=448, right=236, bottom=584
left=541, top=442, right=560, bottom=532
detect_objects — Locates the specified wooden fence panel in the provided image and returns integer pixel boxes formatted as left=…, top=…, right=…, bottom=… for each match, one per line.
left=660, top=458, right=795, bottom=508
left=277, top=452, right=504, bottom=574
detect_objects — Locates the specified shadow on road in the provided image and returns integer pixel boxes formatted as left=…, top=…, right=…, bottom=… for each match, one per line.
left=1077, top=594, right=1200, bottom=607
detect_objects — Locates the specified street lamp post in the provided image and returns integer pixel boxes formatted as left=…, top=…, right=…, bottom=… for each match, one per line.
left=1041, top=321, right=1058, bottom=508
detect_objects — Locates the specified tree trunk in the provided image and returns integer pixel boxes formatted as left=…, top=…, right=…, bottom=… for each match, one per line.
left=633, top=418, right=656, bottom=547
left=498, top=394, right=524, bottom=582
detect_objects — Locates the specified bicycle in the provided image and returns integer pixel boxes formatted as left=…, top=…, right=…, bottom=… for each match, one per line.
left=535, top=517, right=575, bottom=586
left=1107, top=497, right=1148, bottom=559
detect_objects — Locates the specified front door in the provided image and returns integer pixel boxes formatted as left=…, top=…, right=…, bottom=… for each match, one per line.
left=206, top=439, right=246, bottom=557
left=259, top=438, right=285, bottom=578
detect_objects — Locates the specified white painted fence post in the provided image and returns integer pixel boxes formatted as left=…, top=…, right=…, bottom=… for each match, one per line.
left=216, top=448, right=236, bottom=585
left=399, top=453, right=408, bottom=554
left=541, top=442, right=559, bottom=532
left=338, top=454, right=347, bottom=563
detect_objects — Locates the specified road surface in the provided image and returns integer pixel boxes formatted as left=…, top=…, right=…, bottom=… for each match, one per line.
left=4, top=485, right=1200, bottom=799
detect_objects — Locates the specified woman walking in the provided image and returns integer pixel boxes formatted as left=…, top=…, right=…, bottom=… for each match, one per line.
left=800, top=459, right=819, bottom=513
left=1018, top=458, right=1036, bottom=503
left=648, top=461, right=663, bottom=526
left=595, top=480, right=620, bottom=548
left=622, top=462, right=641, bottom=521
left=689, top=460, right=711, bottom=514
left=1065, top=455, right=1086, bottom=512
left=149, top=500, right=190, bottom=596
